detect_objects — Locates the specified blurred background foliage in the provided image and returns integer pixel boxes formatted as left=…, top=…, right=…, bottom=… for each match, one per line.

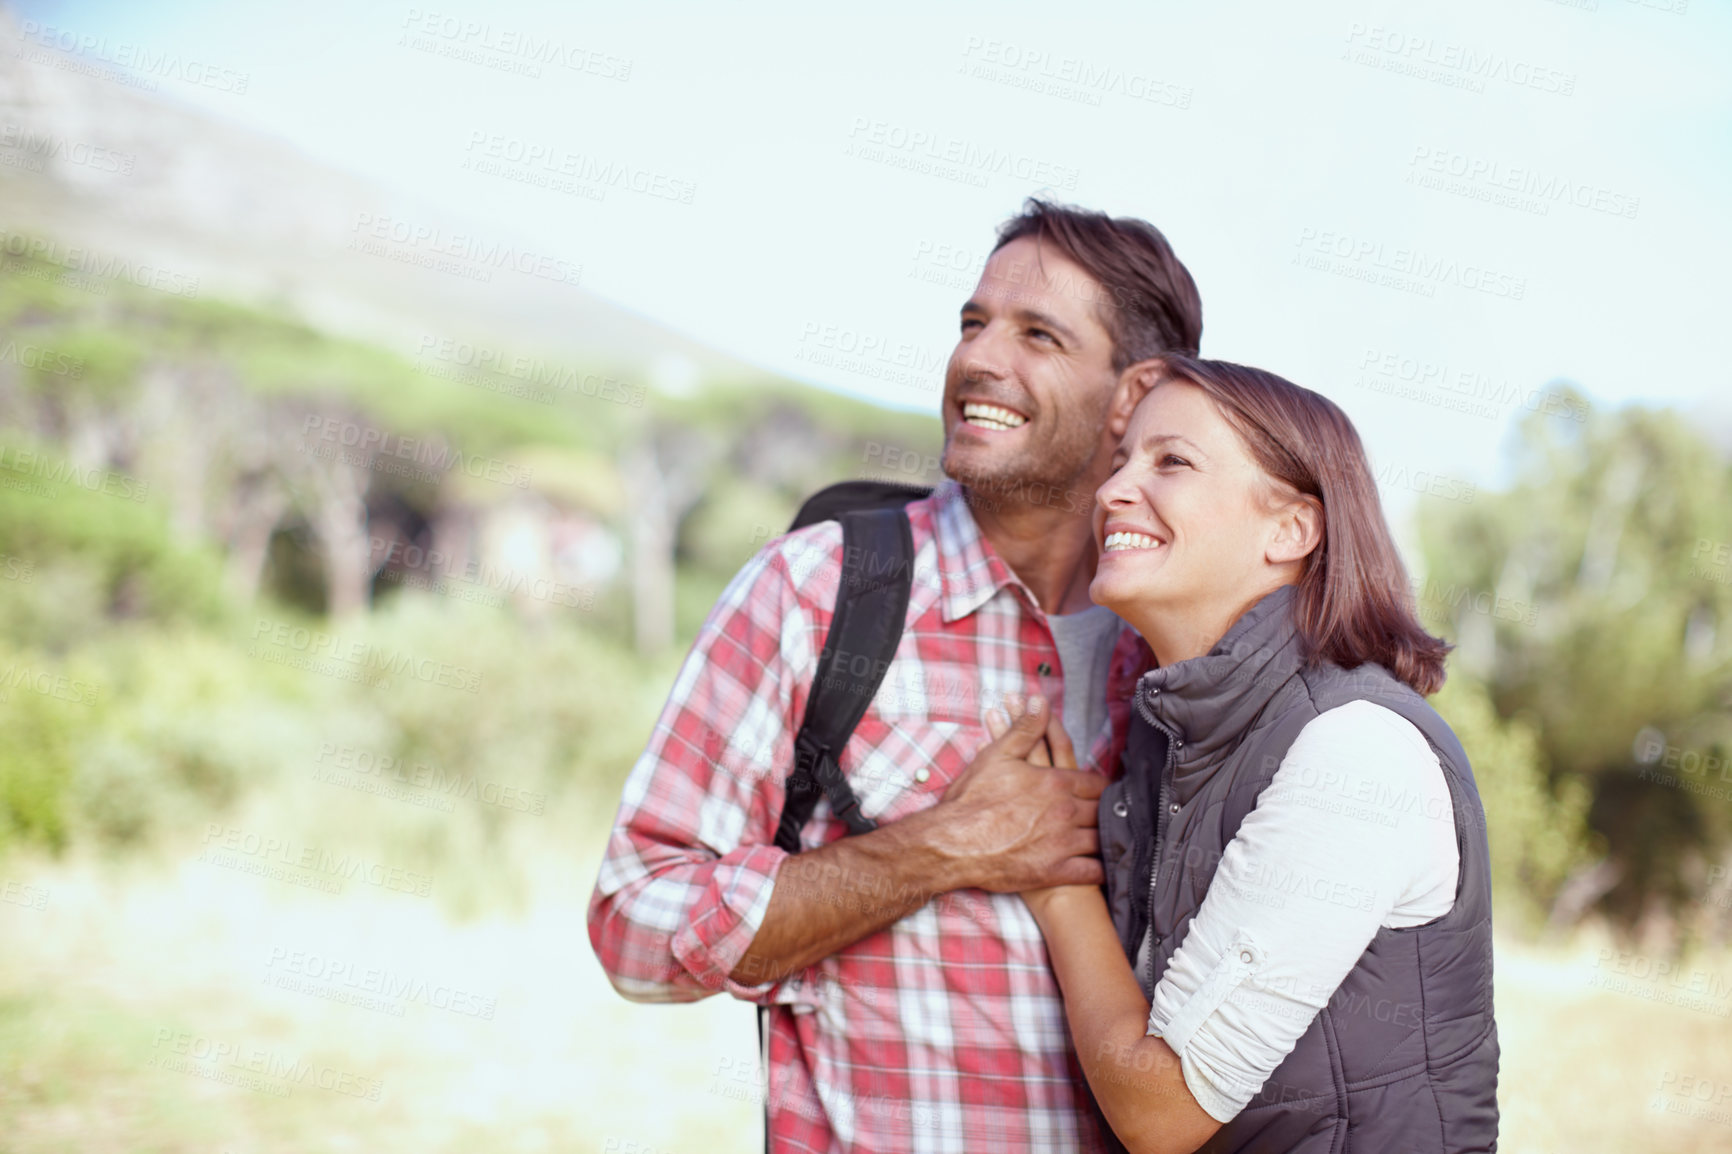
left=2, top=237, right=1730, bottom=952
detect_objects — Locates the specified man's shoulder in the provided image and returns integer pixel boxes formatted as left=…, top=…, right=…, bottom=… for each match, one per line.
left=750, top=486, right=949, bottom=600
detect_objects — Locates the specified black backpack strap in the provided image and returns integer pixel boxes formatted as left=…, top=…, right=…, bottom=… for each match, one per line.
left=772, top=506, right=915, bottom=853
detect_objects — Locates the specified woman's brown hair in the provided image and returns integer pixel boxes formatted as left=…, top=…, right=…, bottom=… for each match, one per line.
left=1143, top=354, right=1451, bottom=695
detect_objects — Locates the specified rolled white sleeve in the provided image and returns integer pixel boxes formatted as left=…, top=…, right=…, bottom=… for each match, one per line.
left=1145, top=701, right=1459, bottom=1123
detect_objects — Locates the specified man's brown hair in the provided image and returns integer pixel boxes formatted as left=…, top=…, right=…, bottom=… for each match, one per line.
left=993, top=199, right=1203, bottom=367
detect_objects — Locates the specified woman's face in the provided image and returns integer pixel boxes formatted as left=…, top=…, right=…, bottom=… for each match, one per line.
left=1089, top=381, right=1306, bottom=635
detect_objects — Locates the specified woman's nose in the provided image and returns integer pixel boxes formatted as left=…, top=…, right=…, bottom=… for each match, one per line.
left=1096, top=478, right=1134, bottom=515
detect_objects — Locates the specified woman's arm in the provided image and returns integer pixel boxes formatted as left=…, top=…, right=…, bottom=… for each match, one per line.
left=1012, top=699, right=1456, bottom=1152
left=1025, top=884, right=1223, bottom=1154
left=992, top=700, right=1221, bottom=1154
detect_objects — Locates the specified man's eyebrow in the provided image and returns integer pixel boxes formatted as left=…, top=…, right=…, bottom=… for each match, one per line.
left=1010, top=306, right=1079, bottom=344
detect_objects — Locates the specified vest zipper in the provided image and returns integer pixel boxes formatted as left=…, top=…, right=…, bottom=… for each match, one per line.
left=1134, top=682, right=1180, bottom=995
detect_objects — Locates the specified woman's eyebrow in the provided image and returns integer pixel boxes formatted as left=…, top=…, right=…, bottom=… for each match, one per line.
left=1138, top=432, right=1205, bottom=456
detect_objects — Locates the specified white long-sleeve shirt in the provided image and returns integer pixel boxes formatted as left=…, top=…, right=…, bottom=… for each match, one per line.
left=1141, top=700, right=1460, bottom=1123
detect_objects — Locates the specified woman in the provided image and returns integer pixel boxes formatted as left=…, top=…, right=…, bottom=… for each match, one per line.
left=991, top=356, right=1497, bottom=1153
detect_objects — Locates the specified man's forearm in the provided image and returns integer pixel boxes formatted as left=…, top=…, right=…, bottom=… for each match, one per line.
left=729, top=806, right=969, bottom=986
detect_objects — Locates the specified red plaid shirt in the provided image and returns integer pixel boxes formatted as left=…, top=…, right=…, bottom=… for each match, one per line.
left=588, top=481, right=1149, bottom=1153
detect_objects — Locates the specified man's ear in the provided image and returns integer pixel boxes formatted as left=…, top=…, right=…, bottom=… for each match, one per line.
left=1109, top=360, right=1167, bottom=438
left=1266, top=493, right=1324, bottom=566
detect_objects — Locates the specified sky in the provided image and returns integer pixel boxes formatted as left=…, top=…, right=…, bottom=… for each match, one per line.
left=13, top=0, right=1731, bottom=508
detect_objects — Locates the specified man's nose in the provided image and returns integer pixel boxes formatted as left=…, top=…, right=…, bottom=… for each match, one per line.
left=955, top=326, right=1012, bottom=384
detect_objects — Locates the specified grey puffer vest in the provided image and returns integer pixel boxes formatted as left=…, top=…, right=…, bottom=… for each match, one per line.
left=1098, top=586, right=1499, bottom=1153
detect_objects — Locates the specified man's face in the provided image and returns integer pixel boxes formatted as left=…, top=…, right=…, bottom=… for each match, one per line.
left=939, top=236, right=1120, bottom=501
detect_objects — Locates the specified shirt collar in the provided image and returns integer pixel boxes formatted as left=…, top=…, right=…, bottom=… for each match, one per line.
left=929, top=480, right=1033, bottom=623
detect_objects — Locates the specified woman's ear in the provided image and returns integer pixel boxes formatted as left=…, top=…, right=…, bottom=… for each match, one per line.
left=1109, top=361, right=1167, bottom=438
left=1266, top=493, right=1324, bottom=566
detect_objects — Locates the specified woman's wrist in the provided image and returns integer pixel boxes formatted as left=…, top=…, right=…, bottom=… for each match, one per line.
left=1024, top=883, right=1101, bottom=927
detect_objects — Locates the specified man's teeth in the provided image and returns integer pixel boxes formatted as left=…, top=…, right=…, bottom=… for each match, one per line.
left=963, top=402, right=1028, bottom=431
left=1103, top=532, right=1160, bottom=552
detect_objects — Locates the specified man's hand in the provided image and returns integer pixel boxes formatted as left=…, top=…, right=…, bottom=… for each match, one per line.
left=934, top=695, right=1104, bottom=893
left=728, top=694, right=1102, bottom=987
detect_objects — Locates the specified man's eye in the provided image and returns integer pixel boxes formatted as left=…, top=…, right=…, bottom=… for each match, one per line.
left=1028, top=328, right=1056, bottom=344
left=960, top=318, right=983, bottom=333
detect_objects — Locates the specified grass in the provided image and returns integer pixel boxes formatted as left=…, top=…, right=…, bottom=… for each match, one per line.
left=4, top=780, right=1731, bottom=1153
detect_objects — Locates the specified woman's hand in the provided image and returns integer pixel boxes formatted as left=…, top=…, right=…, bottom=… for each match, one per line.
left=983, top=698, right=1100, bottom=922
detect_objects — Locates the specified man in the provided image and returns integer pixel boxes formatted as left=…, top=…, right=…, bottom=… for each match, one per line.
left=588, top=200, right=1203, bottom=1152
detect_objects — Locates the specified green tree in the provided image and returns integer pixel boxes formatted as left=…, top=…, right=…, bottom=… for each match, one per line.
left=1418, top=392, right=1732, bottom=940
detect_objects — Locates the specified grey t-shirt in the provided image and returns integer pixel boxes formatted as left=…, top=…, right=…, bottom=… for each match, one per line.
left=1046, top=605, right=1122, bottom=759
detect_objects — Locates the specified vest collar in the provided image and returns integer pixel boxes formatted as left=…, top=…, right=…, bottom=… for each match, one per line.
left=1138, top=584, right=1307, bottom=765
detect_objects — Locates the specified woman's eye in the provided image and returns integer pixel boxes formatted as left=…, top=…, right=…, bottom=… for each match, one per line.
left=1160, top=454, right=1191, bottom=468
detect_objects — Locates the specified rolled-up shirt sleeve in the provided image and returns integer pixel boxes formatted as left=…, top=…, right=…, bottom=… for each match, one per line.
left=1145, top=701, right=1460, bottom=1122
left=587, top=528, right=832, bottom=1005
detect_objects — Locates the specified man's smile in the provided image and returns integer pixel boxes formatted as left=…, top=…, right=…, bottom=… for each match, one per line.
left=960, top=400, right=1029, bottom=432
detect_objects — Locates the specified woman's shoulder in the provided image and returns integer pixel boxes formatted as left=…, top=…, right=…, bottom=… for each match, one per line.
left=1286, top=699, right=1442, bottom=784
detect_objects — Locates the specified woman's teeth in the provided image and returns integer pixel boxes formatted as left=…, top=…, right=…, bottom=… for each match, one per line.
left=1103, top=532, right=1160, bottom=552
left=963, top=402, right=1027, bottom=431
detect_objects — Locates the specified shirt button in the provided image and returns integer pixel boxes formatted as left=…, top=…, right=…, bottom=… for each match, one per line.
left=914, top=767, right=931, bottom=784
left=1036, top=662, right=1052, bottom=676
left=1168, top=802, right=1180, bottom=815
left=1239, top=949, right=1255, bottom=964
left=1112, top=799, right=1130, bottom=818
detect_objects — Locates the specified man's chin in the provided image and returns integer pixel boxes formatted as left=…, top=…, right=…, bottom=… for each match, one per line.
left=941, top=444, right=1029, bottom=491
